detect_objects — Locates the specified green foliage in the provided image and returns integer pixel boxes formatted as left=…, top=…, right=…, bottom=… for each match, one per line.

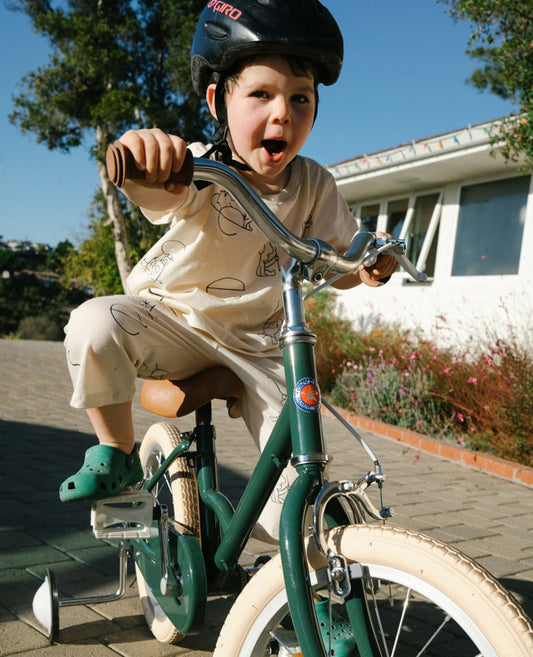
left=305, top=289, right=366, bottom=391
left=0, top=267, right=87, bottom=340
left=309, top=290, right=533, bottom=467
left=53, top=148, right=186, bottom=296
left=439, top=0, right=533, bottom=167
left=9, top=0, right=210, bottom=152
left=8, top=1, right=210, bottom=287
left=61, top=188, right=165, bottom=296
left=332, top=359, right=453, bottom=440
left=18, top=315, right=64, bottom=341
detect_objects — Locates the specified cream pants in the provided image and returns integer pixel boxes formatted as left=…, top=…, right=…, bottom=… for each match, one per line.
left=64, top=295, right=293, bottom=542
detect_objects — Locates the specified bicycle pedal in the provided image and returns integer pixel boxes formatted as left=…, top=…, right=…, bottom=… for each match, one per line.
left=91, top=489, right=155, bottom=539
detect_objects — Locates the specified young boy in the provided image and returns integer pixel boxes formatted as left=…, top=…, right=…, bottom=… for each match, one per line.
left=60, top=0, right=397, bottom=542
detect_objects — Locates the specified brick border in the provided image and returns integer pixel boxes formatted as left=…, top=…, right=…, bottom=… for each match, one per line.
left=323, top=405, right=533, bottom=489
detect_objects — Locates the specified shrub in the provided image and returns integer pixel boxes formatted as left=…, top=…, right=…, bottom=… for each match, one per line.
left=17, top=315, right=64, bottom=341
left=307, top=290, right=533, bottom=467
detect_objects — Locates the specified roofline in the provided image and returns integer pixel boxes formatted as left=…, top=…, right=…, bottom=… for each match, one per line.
left=327, top=116, right=516, bottom=180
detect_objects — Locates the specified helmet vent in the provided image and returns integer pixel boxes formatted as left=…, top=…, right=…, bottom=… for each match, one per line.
left=206, top=21, right=229, bottom=40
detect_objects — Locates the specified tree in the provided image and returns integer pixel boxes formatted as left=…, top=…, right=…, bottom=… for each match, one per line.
left=9, top=0, right=209, bottom=289
left=61, top=187, right=165, bottom=296
left=439, top=0, right=533, bottom=168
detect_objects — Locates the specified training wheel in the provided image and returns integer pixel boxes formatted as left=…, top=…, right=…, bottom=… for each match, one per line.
left=32, top=568, right=59, bottom=642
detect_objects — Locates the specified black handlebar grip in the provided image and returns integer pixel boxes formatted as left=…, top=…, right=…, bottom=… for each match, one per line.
left=106, top=142, right=194, bottom=189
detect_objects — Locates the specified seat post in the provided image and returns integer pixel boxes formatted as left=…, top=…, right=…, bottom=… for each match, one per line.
left=195, top=402, right=212, bottom=426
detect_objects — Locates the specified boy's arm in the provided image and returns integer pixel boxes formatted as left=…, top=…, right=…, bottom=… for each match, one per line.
left=118, top=128, right=191, bottom=211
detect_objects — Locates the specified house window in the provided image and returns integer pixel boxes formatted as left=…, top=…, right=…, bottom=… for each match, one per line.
left=358, top=203, right=379, bottom=232
left=404, top=193, right=442, bottom=277
left=353, top=193, right=443, bottom=278
left=452, top=176, right=529, bottom=276
left=386, top=198, right=409, bottom=238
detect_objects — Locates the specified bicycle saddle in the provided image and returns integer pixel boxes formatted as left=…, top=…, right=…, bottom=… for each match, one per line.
left=141, top=366, right=243, bottom=419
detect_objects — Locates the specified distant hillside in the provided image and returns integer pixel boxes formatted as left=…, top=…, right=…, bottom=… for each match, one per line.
left=0, top=240, right=91, bottom=340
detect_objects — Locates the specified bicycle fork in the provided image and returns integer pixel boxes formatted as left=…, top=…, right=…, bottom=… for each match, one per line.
left=278, top=260, right=377, bottom=657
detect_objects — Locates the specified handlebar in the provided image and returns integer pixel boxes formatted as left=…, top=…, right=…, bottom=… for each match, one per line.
left=106, top=143, right=427, bottom=283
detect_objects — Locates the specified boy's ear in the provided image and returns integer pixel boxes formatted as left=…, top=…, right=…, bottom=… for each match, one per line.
left=206, top=84, right=218, bottom=120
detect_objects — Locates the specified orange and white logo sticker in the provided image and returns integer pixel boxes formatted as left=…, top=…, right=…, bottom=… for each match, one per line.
left=294, top=378, right=321, bottom=413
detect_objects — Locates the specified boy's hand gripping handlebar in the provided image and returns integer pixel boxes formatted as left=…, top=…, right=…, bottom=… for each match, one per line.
left=105, top=143, right=427, bottom=283
left=106, top=142, right=195, bottom=189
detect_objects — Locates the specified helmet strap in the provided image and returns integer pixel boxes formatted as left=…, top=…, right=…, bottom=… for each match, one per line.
left=204, top=126, right=252, bottom=172
left=203, top=75, right=251, bottom=171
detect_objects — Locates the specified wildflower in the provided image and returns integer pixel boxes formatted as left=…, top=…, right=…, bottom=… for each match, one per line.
left=467, top=377, right=478, bottom=385
left=441, top=366, right=452, bottom=377
left=452, top=410, right=465, bottom=423
left=483, top=404, right=490, bottom=411
left=409, top=352, right=417, bottom=361
left=457, top=437, right=466, bottom=446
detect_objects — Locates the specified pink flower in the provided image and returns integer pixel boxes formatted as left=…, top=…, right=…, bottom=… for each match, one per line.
left=409, top=352, right=417, bottom=361
left=467, top=377, right=478, bottom=385
left=457, top=437, right=466, bottom=446
left=441, top=366, right=452, bottom=377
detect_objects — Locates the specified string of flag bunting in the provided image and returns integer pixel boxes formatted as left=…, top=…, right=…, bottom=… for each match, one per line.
left=329, top=119, right=506, bottom=178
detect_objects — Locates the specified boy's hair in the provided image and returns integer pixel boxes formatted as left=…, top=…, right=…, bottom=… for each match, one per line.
left=223, top=55, right=319, bottom=93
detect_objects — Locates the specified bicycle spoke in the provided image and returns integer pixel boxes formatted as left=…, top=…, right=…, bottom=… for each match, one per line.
left=415, top=615, right=452, bottom=657
left=390, top=587, right=411, bottom=657
left=369, top=585, right=391, bottom=657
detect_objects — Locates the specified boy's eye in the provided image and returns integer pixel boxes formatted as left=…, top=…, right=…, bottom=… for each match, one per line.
left=292, top=94, right=310, bottom=104
left=250, top=90, right=269, bottom=99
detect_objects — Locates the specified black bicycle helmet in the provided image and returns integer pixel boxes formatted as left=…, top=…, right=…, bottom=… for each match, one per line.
left=191, top=0, right=344, bottom=97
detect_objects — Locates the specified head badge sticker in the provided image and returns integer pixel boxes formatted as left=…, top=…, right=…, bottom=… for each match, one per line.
left=294, top=377, right=321, bottom=413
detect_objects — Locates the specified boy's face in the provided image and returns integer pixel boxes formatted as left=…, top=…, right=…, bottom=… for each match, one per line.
left=209, top=55, right=316, bottom=192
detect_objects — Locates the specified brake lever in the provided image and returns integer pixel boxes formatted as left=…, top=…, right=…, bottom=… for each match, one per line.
left=363, top=238, right=428, bottom=283
left=363, top=238, right=405, bottom=268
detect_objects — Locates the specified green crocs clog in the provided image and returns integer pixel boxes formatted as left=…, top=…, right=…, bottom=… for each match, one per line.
left=59, top=444, right=143, bottom=502
left=315, top=600, right=358, bottom=657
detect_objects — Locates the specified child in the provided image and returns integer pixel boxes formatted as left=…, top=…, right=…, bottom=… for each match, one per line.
left=60, top=0, right=397, bottom=542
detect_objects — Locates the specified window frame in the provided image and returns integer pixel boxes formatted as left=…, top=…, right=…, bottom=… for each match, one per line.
left=350, top=189, right=443, bottom=280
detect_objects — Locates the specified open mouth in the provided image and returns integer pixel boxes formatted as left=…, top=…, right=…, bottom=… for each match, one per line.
left=262, top=139, right=287, bottom=156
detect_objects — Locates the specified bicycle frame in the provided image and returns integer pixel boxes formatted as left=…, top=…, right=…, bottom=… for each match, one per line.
left=131, top=255, right=372, bottom=657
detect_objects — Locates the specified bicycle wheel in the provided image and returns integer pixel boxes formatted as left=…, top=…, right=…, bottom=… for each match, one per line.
left=214, top=524, right=533, bottom=657
left=135, top=422, right=201, bottom=644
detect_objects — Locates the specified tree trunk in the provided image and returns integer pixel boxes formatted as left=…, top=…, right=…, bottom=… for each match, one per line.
left=95, top=126, right=132, bottom=291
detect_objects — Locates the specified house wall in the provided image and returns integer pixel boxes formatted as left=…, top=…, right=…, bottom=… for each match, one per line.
left=335, top=169, right=533, bottom=350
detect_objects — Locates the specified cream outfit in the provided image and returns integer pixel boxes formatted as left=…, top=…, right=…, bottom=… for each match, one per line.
left=64, top=145, right=357, bottom=541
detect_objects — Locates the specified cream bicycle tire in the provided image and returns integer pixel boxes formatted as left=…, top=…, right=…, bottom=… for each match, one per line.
left=135, top=422, right=201, bottom=644
left=214, top=524, right=533, bottom=657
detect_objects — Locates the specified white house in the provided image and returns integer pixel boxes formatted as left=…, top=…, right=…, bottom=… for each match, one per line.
left=330, top=118, right=532, bottom=348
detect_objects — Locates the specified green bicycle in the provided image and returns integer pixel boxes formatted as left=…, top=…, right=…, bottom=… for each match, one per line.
left=33, top=152, right=533, bottom=657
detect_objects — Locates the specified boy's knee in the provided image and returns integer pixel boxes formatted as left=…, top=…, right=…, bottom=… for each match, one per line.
left=65, top=297, right=123, bottom=350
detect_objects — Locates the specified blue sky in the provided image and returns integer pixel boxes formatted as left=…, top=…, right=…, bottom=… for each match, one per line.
left=0, top=0, right=517, bottom=247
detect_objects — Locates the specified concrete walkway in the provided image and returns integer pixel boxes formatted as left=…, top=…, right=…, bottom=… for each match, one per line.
left=0, top=339, right=532, bottom=656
